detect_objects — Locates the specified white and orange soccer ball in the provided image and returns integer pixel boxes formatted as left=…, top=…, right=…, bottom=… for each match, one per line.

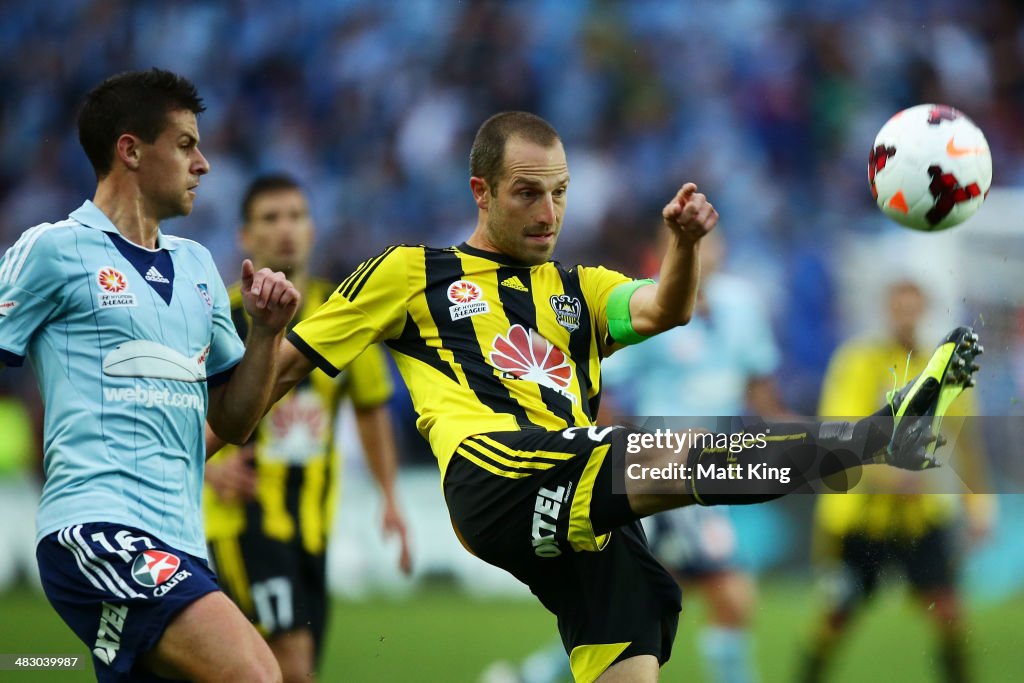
left=868, top=104, right=992, bottom=231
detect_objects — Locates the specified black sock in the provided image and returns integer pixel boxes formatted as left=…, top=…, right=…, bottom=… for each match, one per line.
left=939, top=634, right=968, bottom=683
left=688, top=413, right=894, bottom=506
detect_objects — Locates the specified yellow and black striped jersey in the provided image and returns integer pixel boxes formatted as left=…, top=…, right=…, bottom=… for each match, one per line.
left=815, top=336, right=977, bottom=539
left=204, top=278, right=393, bottom=554
left=288, top=243, right=636, bottom=478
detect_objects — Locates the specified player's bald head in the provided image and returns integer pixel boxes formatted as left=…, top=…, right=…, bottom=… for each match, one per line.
left=470, top=112, right=561, bottom=193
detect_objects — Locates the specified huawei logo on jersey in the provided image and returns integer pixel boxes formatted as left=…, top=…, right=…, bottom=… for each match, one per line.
left=266, top=390, right=328, bottom=464
left=490, top=324, right=574, bottom=396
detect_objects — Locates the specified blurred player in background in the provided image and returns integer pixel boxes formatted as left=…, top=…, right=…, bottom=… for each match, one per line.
left=481, top=231, right=786, bottom=683
left=0, top=376, right=42, bottom=592
left=800, top=279, right=994, bottom=683
left=0, top=69, right=300, bottom=682
left=603, top=231, right=789, bottom=683
left=204, top=174, right=412, bottom=683
left=263, top=111, right=979, bottom=683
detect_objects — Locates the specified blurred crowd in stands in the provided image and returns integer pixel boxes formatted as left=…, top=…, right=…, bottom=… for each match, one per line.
left=1, top=0, right=1022, bottom=423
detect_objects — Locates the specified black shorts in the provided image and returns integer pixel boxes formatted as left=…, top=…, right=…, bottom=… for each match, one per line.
left=443, top=427, right=681, bottom=682
left=207, top=523, right=327, bottom=655
left=828, top=526, right=956, bottom=613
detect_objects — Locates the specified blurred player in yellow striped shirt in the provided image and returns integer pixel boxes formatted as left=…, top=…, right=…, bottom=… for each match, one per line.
left=204, top=175, right=411, bottom=683
left=801, top=280, right=994, bottom=683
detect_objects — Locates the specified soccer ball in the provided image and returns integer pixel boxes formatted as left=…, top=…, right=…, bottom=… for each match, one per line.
left=868, top=104, right=992, bottom=231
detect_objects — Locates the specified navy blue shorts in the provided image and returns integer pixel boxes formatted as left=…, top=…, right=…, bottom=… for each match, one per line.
left=647, top=506, right=738, bottom=579
left=37, top=523, right=220, bottom=682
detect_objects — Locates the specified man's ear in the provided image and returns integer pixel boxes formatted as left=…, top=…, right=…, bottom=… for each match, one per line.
left=470, top=176, right=490, bottom=210
left=115, top=133, right=142, bottom=171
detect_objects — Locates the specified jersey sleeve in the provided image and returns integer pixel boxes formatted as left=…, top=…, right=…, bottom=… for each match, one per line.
left=576, top=265, right=639, bottom=355
left=288, top=246, right=408, bottom=377
left=346, top=344, right=395, bottom=409
left=203, top=256, right=245, bottom=384
left=0, top=226, right=66, bottom=366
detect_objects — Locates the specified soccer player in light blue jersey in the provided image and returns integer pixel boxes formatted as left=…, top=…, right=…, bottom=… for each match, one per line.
left=599, top=232, right=788, bottom=683
left=0, top=69, right=298, bottom=683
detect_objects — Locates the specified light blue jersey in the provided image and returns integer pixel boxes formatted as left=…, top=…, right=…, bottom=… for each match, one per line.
left=603, top=273, right=780, bottom=417
left=0, top=201, right=244, bottom=558
left=606, top=271, right=783, bottom=582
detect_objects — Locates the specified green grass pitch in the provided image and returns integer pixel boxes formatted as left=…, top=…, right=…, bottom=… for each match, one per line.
left=1, top=580, right=1022, bottom=681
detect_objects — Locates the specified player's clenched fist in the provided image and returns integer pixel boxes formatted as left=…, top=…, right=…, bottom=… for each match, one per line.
left=662, top=183, right=719, bottom=242
left=240, top=258, right=301, bottom=332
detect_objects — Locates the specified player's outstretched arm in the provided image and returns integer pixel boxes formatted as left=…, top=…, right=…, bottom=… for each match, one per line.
left=628, top=183, right=719, bottom=337
left=355, top=403, right=413, bottom=575
left=207, top=259, right=301, bottom=444
left=271, top=338, right=316, bottom=405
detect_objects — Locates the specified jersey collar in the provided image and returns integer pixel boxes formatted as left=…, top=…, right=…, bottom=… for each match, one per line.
left=69, top=200, right=179, bottom=250
left=456, top=242, right=539, bottom=268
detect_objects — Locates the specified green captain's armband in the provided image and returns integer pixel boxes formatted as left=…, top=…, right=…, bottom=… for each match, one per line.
left=606, top=278, right=655, bottom=346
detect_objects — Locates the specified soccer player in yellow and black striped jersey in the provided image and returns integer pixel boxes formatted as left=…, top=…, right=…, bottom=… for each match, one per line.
left=800, top=280, right=993, bottom=683
left=203, top=175, right=411, bottom=683
left=266, top=112, right=981, bottom=683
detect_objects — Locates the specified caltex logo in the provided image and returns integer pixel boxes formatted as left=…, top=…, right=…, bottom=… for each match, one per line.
left=130, top=550, right=181, bottom=587
left=97, top=267, right=128, bottom=293
left=490, top=324, right=573, bottom=392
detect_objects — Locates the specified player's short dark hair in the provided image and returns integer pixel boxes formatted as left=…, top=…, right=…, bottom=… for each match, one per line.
left=240, top=173, right=304, bottom=223
left=78, top=68, right=205, bottom=178
left=470, top=111, right=561, bottom=193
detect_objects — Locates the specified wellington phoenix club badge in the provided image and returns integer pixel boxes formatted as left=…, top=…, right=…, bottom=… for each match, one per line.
left=550, top=294, right=581, bottom=332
